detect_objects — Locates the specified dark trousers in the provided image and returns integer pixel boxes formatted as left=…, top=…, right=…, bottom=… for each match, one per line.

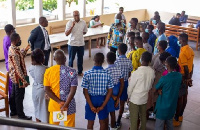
left=9, top=83, right=25, bottom=117
left=68, top=45, right=84, bottom=74
left=43, top=49, right=51, bottom=66
left=110, top=47, right=118, bottom=54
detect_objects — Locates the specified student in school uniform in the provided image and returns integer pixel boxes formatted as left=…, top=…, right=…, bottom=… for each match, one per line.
left=131, top=36, right=147, bottom=71
left=44, top=49, right=78, bottom=127
left=146, top=25, right=157, bottom=52
left=155, top=56, right=182, bottom=130
left=124, top=32, right=135, bottom=52
left=115, top=43, right=133, bottom=128
left=147, top=40, right=168, bottom=119
left=142, top=32, right=153, bottom=53
left=126, top=36, right=136, bottom=60
left=81, top=53, right=114, bottom=130
left=128, top=51, right=155, bottom=130
left=105, top=52, right=124, bottom=130
left=154, top=22, right=167, bottom=55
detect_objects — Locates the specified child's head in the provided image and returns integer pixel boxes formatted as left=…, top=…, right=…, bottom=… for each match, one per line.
left=141, top=51, right=152, bottom=66
left=129, top=18, right=138, bottom=28
left=118, top=43, right=127, bottom=55
left=4, top=24, right=15, bottom=36
left=159, top=52, right=171, bottom=64
left=53, top=49, right=66, bottom=65
left=142, top=32, right=149, bottom=43
left=146, top=25, right=154, bottom=34
left=157, top=22, right=165, bottom=35
left=165, top=56, right=178, bottom=72
left=157, top=40, right=168, bottom=53
left=127, top=32, right=135, bottom=38
left=129, top=36, right=135, bottom=50
left=106, top=52, right=116, bottom=64
left=10, top=33, right=21, bottom=46
left=94, top=52, right=104, bottom=66
left=135, top=36, right=143, bottom=48
left=31, top=48, right=45, bottom=65
left=119, top=7, right=124, bottom=14
left=179, top=33, right=188, bottom=46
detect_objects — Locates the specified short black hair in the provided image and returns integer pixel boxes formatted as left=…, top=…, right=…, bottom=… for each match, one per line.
left=129, top=36, right=135, bottom=43
left=148, top=25, right=154, bottom=30
left=142, top=32, right=149, bottom=40
left=166, top=56, right=178, bottom=70
left=119, top=7, right=124, bottom=10
left=179, top=33, right=188, bottom=42
left=31, top=48, right=44, bottom=65
left=176, top=13, right=181, bottom=16
left=131, top=18, right=138, bottom=24
left=182, top=11, right=185, bottom=14
left=135, top=36, right=143, bottom=42
left=4, top=24, right=15, bottom=34
left=141, top=51, right=152, bottom=63
left=155, top=11, right=159, bottom=15
left=158, top=40, right=168, bottom=50
left=107, top=52, right=116, bottom=64
left=127, top=32, right=135, bottom=37
left=154, top=15, right=160, bottom=21
left=118, top=43, right=127, bottom=54
left=159, top=52, right=171, bottom=63
left=10, top=33, right=20, bottom=42
left=158, top=22, right=165, bottom=32
left=94, top=52, right=104, bottom=65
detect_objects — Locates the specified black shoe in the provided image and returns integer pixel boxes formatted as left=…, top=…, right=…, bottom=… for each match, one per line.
left=10, top=112, right=17, bottom=116
left=18, top=116, right=32, bottom=120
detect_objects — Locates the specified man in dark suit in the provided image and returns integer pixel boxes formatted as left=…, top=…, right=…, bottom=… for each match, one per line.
left=28, top=17, right=50, bottom=66
left=169, top=13, right=182, bottom=26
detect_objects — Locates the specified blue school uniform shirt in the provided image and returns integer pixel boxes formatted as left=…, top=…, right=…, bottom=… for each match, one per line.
left=148, top=33, right=157, bottom=52
left=154, top=33, right=167, bottom=55
left=81, top=66, right=114, bottom=96
left=155, top=72, right=182, bottom=120
left=115, top=55, right=133, bottom=81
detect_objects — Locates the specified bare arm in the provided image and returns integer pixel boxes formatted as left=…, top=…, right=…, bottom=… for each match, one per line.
left=65, top=21, right=76, bottom=36
left=44, top=86, right=62, bottom=104
left=117, top=78, right=124, bottom=99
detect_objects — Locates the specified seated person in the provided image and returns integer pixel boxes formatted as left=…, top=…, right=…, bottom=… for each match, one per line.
left=179, top=11, right=188, bottom=23
left=169, top=13, right=181, bottom=26
left=146, top=25, right=157, bottom=51
left=142, top=32, right=152, bottom=53
left=150, top=11, right=159, bottom=23
left=115, top=7, right=126, bottom=24
left=89, top=15, right=104, bottom=48
left=196, top=20, right=200, bottom=29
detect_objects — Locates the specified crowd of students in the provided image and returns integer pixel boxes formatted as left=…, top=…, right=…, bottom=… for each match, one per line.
left=2, top=7, right=195, bottom=130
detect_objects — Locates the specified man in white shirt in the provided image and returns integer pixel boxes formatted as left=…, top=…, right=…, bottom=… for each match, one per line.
left=65, top=11, right=88, bottom=76
left=128, top=51, right=155, bottom=130
left=115, top=7, right=126, bottom=24
left=28, top=17, right=50, bottom=66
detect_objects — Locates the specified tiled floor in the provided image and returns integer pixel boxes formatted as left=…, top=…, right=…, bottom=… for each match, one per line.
left=0, top=41, right=200, bottom=130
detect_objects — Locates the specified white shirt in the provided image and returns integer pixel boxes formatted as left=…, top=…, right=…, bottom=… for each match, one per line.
left=39, top=25, right=50, bottom=50
left=65, top=19, right=88, bottom=46
left=115, top=14, right=126, bottom=20
left=128, top=66, right=155, bottom=105
left=143, top=43, right=153, bottom=53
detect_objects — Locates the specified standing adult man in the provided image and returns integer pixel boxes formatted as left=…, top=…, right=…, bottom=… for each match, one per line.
left=65, top=10, right=88, bottom=76
left=3, top=24, right=15, bottom=100
left=28, top=17, right=51, bottom=66
left=115, top=7, right=126, bottom=24
left=8, top=33, right=32, bottom=120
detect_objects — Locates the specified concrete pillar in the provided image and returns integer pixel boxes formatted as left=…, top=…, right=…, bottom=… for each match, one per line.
left=57, top=0, right=66, bottom=20
left=34, top=0, right=43, bottom=23
left=7, top=0, right=16, bottom=26
left=101, top=0, right=104, bottom=15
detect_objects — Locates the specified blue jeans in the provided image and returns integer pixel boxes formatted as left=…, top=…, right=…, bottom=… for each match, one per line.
left=68, top=45, right=84, bottom=74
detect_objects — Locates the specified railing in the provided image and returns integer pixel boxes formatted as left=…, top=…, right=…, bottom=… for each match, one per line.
left=0, top=117, right=84, bottom=130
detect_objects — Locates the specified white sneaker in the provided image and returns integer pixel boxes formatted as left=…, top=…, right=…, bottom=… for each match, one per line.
left=122, top=110, right=130, bottom=119
left=149, top=112, right=156, bottom=119
left=125, top=104, right=129, bottom=111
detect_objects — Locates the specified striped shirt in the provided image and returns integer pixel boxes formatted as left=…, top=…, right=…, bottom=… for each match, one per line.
left=81, top=66, right=114, bottom=96
left=115, top=55, right=133, bottom=81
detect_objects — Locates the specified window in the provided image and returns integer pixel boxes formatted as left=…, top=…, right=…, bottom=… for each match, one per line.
left=42, top=0, right=57, bottom=21
left=104, top=0, right=119, bottom=14
left=86, top=0, right=101, bottom=17
left=65, top=1, right=80, bottom=19
left=0, top=0, right=8, bottom=28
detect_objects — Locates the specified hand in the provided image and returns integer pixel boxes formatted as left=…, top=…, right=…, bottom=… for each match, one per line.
left=115, top=98, right=120, bottom=108
left=25, top=45, right=30, bottom=52
left=184, top=78, right=193, bottom=87
left=59, top=101, right=65, bottom=108
left=112, top=95, right=117, bottom=101
left=127, top=98, right=130, bottom=104
left=97, top=106, right=104, bottom=113
left=22, top=81, right=29, bottom=88
left=45, top=94, right=50, bottom=100
left=90, top=106, right=97, bottom=113
left=61, top=105, right=68, bottom=114
left=72, top=21, right=76, bottom=28
left=158, top=89, right=162, bottom=95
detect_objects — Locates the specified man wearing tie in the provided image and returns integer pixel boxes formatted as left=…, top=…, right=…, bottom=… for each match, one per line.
left=28, top=17, right=50, bottom=66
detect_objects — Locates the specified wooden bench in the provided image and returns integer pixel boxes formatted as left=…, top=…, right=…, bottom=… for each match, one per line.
left=187, top=18, right=199, bottom=24
left=0, top=71, right=9, bottom=117
left=164, top=24, right=200, bottom=50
